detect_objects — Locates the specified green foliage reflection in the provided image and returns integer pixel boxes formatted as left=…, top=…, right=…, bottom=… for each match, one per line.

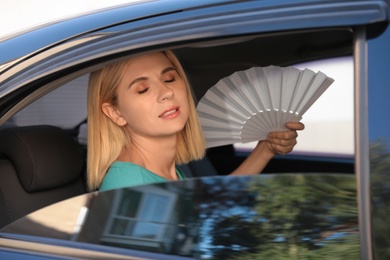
left=199, top=174, right=359, bottom=259
left=370, top=139, right=390, bottom=259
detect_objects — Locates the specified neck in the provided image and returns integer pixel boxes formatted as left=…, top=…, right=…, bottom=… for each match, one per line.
left=119, top=134, right=178, bottom=180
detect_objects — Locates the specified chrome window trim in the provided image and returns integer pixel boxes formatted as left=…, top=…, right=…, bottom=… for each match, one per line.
left=0, top=237, right=131, bottom=259
left=354, top=26, right=372, bottom=260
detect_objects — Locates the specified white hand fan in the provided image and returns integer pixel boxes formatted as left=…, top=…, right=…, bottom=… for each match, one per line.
left=197, top=65, right=334, bottom=148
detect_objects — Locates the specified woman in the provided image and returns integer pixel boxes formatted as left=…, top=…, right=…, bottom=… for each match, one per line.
left=87, top=50, right=304, bottom=191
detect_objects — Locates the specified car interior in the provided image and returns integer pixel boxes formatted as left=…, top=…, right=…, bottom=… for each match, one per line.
left=0, top=27, right=356, bottom=229
left=0, top=125, right=86, bottom=228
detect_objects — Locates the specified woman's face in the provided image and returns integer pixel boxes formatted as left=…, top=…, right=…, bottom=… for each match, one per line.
left=103, top=52, right=189, bottom=140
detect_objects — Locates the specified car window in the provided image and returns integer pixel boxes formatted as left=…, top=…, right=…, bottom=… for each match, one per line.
left=4, top=55, right=355, bottom=161
left=0, top=174, right=359, bottom=259
left=7, top=74, right=88, bottom=129
left=234, top=56, right=354, bottom=157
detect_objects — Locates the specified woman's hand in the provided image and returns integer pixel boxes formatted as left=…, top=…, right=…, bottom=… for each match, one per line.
left=230, top=121, right=304, bottom=176
left=264, top=121, right=305, bottom=156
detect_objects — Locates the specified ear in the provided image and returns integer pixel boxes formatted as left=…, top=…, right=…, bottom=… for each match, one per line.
left=101, top=102, right=127, bottom=126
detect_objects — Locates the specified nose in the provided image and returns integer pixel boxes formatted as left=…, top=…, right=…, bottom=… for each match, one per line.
left=158, top=82, right=174, bottom=102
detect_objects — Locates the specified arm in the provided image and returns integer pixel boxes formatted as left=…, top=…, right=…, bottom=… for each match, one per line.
left=230, top=122, right=305, bottom=175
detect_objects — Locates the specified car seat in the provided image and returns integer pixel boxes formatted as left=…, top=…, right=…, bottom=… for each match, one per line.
left=0, top=125, right=87, bottom=229
left=178, top=158, right=218, bottom=178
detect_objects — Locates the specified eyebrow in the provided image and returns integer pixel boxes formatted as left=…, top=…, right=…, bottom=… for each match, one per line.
left=162, top=66, right=177, bottom=74
left=128, top=66, right=178, bottom=88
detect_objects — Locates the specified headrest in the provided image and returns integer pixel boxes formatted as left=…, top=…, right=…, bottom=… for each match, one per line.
left=0, top=125, right=83, bottom=192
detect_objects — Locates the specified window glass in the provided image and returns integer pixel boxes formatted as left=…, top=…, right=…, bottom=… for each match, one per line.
left=102, top=187, right=177, bottom=244
left=8, top=74, right=88, bottom=129
left=234, top=57, right=354, bottom=157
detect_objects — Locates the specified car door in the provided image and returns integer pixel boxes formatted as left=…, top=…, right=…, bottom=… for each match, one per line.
left=367, top=23, right=390, bottom=260
left=1, top=1, right=390, bottom=259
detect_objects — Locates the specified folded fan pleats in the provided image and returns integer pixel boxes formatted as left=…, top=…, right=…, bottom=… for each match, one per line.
left=197, top=65, right=334, bottom=148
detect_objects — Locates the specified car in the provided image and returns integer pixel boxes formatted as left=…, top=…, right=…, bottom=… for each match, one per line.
left=0, top=0, right=389, bottom=259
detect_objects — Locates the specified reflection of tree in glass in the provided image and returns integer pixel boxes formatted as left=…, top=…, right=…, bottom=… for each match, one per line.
left=196, top=174, right=359, bottom=259
left=189, top=176, right=258, bottom=258
left=194, top=176, right=257, bottom=219
left=370, top=139, right=390, bottom=260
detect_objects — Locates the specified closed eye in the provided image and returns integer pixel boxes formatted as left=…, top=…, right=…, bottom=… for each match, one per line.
left=164, top=77, right=176, bottom=83
left=138, top=88, right=149, bottom=94
left=162, top=67, right=179, bottom=83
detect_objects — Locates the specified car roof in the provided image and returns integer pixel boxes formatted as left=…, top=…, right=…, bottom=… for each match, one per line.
left=0, top=0, right=388, bottom=63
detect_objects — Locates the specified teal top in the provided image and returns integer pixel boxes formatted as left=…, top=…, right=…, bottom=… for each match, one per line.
left=99, top=161, right=187, bottom=191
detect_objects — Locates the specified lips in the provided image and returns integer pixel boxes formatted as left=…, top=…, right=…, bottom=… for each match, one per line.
left=159, top=106, right=180, bottom=118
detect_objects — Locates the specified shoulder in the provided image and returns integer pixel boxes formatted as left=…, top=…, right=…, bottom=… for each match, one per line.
left=99, top=161, right=167, bottom=192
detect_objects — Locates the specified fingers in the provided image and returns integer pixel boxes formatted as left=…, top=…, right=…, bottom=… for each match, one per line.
left=267, top=128, right=298, bottom=140
left=266, top=123, right=303, bottom=155
left=269, top=144, right=294, bottom=155
left=266, top=141, right=296, bottom=155
left=262, top=122, right=304, bottom=156
left=266, top=134, right=297, bottom=155
left=268, top=133, right=298, bottom=146
left=286, top=121, right=305, bottom=131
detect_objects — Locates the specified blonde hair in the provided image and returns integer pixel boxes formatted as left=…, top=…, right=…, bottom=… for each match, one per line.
left=87, top=50, right=206, bottom=191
